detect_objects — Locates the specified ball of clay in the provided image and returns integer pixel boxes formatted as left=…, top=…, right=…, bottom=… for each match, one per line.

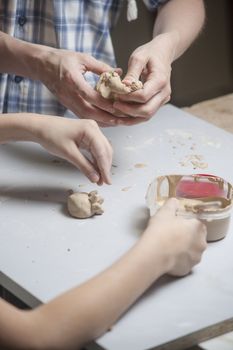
left=96, top=71, right=143, bottom=100
left=67, top=191, right=104, bottom=219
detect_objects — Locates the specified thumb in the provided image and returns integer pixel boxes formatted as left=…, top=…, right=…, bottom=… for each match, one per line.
left=123, top=55, right=146, bottom=84
left=66, top=143, right=101, bottom=184
left=156, top=198, right=179, bottom=218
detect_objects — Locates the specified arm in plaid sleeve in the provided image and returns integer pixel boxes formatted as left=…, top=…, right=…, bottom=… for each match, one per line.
left=0, top=31, right=123, bottom=126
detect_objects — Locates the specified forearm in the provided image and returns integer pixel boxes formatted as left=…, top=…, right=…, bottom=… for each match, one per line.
left=26, top=239, right=170, bottom=350
left=0, top=299, right=39, bottom=350
left=0, top=199, right=206, bottom=349
left=153, top=0, right=205, bottom=61
left=0, top=31, right=52, bottom=80
left=0, top=113, right=45, bottom=144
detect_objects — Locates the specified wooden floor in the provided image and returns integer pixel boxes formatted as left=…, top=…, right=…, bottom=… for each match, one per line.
left=183, top=93, right=233, bottom=134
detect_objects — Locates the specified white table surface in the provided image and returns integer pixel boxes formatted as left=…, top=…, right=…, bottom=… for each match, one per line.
left=0, top=104, right=233, bottom=350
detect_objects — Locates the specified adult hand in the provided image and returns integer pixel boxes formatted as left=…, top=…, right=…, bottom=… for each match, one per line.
left=39, top=49, right=123, bottom=127
left=143, top=198, right=207, bottom=277
left=112, top=33, right=177, bottom=125
left=36, top=116, right=113, bottom=185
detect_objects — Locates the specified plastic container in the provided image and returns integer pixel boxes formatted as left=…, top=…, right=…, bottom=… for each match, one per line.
left=146, top=174, right=233, bottom=242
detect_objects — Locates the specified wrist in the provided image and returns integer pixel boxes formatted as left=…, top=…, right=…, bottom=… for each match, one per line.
left=31, top=45, right=58, bottom=84
left=1, top=32, right=57, bottom=81
left=135, top=233, right=173, bottom=277
left=152, top=31, right=180, bottom=64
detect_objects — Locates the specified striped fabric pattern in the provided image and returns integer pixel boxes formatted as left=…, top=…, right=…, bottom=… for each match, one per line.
left=0, top=0, right=169, bottom=118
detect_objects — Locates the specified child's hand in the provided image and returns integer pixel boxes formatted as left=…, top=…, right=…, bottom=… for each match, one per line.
left=143, top=198, right=207, bottom=276
left=36, top=116, right=113, bottom=185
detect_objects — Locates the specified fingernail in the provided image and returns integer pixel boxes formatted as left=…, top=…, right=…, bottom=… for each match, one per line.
left=110, top=119, right=117, bottom=125
left=106, top=173, right=112, bottom=185
left=89, top=172, right=100, bottom=183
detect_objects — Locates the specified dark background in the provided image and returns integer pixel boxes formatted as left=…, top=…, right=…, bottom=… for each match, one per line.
left=112, top=0, right=233, bottom=107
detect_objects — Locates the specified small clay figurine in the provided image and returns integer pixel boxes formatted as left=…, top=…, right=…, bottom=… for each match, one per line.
left=67, top=191, right=104, bottom=219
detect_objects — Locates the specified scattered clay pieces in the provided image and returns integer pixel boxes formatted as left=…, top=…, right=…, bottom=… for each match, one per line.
left=67, top=191, right=104, bottom=219
left=179, top=154, right=208, bottom=169
left=96, top=71, right=143, bottom=100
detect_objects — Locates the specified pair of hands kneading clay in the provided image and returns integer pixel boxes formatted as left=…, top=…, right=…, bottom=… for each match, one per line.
left=96, top=71, right=143, bottom=100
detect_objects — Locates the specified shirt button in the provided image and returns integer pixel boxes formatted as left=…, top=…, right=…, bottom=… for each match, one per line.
left=18, top=15, right=27, bottom=26
left=14, top=76, right=23, bottom=83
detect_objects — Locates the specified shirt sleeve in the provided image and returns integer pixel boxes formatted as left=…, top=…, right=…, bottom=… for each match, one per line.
left=142, top=0, right=170, bottom=11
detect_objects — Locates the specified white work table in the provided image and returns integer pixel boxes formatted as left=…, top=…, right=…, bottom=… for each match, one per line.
left=0, top=105, right=233, bottom=350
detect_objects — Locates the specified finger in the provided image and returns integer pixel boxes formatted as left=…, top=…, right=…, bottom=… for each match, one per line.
left=116, top=116, right=147, bottom=126
left=70, top=94, right=120, bottom=126
left=113, top=89, right=169, bottom=119
left=84, top=55, right=122, bottom=76
left=84, top=55, right=114, bottom=74
left=118, top=72, right=166, bottom=103
left=97, top=121, right=115, bottom=128
left=112, top=108, right=131, bottom=118
left=65, top=143, right=101, bottom=184
left=88, top=133, right=113, bottom=185
left=97, top=178, right=104, bottom=186
left=92, top=158, right=105, bottom=186
left=142, top=76, right=169, bottom=102
left=90, top=147, right=112, bottom=185
left=199, top=222, right=207, bottom=243
left=81, top=107, right=119, bottom=127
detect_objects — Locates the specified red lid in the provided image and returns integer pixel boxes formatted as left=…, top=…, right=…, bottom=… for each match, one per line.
left=176, top=174, right=226, bottom=198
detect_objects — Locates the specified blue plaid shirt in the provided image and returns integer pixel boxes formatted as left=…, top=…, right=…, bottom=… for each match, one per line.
left=0, top=0, right=168, bottom=117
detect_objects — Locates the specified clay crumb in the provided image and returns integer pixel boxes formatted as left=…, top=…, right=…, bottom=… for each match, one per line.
left=191, top=161, right=208, bottom=169
left=134, top=163, right=147, bottom=168
left=179, top=154, right=208, bottom=169
left=121, top=186, right=132, bottom=192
